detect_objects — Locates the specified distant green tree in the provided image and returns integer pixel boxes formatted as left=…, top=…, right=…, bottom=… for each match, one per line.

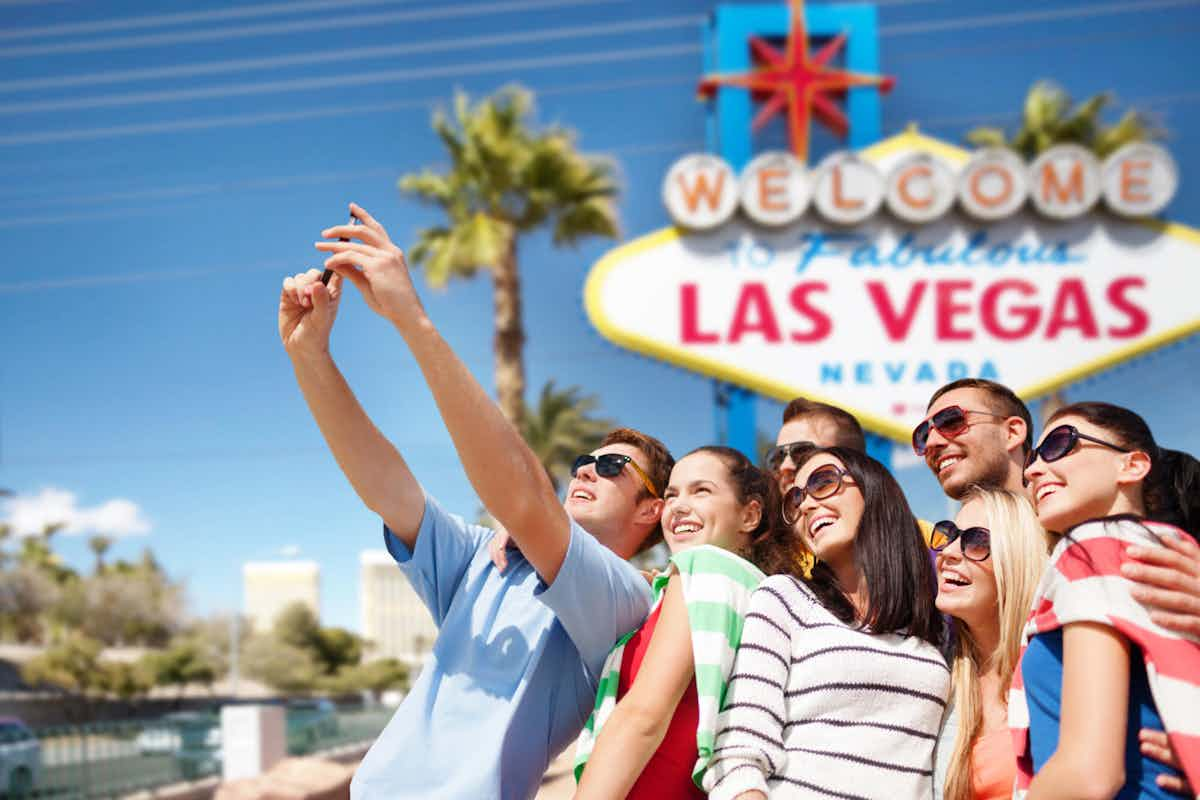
left=88, top=535, right=113, bottom=574
left=273, top=602, right=322, bottom=650
left=310, top=627, right=363, bottom=676
left=100, top=661, right=153, bottom=702
left=967, top=80, right=1162, bottom=158
left=242, top=634, right=321, bottom=694
left=140, top=640, right=219, bottom=695
left=21, top=632, right=104, bottom=693
left=0, top=565, right=59, bottom=642
left=322, top=658, right=410, bottom=696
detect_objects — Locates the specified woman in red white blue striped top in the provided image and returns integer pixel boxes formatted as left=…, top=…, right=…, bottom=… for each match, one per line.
left=1015, top=402, right=1199, bottom=798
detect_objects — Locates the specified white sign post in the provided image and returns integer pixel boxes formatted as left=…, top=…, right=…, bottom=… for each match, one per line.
left=221, top=704, right=286, bottom=781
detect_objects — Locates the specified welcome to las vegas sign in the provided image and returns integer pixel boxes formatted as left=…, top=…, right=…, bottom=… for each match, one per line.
left=584, top=129, right=1198, bottom=442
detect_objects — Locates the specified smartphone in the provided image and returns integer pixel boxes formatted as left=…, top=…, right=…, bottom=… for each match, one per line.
left=320, top=213, right=359, bottom=285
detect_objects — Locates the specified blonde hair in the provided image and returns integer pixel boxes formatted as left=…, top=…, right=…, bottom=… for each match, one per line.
left=943, top=487, right=1049, bottom=800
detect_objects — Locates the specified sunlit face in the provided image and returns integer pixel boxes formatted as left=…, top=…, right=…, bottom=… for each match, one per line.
left=793, top=454, right=864, bottom=570
left=661, top=452, right=758, bottom=555
left=773, top=415, right=840, bottom=495
left=1024, top=414, right=1131, bottom=534
left=564, top=443, right=656, bottom=535
left=934, top=498, right=998, bottom=632
left=922, top=388, right=1014, bottom=499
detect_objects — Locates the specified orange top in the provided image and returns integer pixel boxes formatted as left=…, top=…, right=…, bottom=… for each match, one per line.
left=971, top=727, right=1016, bottom=800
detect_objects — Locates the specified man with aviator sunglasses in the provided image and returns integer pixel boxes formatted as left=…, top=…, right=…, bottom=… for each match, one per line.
left=916, top=380, right=1200, bottom=666
left=282, top=205, right=672, bottom=800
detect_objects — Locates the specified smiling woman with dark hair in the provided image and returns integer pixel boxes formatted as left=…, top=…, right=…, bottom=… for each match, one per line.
left=703, top=447, right=949, bottom=800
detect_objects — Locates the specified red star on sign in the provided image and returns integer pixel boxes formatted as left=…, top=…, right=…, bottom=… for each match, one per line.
left=697, top=0, right=895, bottom=162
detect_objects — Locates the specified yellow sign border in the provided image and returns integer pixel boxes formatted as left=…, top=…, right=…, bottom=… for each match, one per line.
left=584, top=130, right=1200, bottom=444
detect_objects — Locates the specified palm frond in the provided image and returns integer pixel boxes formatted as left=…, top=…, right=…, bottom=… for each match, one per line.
left=519, top=381, right=613, bottom=491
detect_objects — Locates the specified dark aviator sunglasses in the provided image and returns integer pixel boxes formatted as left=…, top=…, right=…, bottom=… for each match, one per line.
left=911, top=405, right=1007, bottom=456
left=766, top=440, right=817, bottom=472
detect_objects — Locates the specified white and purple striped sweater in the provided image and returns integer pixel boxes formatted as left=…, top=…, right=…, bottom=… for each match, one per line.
left=703, top=574, right=950, bottom=800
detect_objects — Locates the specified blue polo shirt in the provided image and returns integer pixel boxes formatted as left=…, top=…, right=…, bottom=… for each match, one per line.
left=350, top=494, right=653, bottom=800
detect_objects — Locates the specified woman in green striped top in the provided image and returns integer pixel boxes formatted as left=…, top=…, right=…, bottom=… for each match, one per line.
left=573, top=446, right=801, bottom=800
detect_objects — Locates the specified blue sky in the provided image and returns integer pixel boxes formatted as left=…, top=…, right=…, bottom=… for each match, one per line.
left=2, top=0, right=1198, bottom=633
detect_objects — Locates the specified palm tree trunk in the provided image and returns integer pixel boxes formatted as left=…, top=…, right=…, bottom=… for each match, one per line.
left=492, top=236, right=526, bottom=424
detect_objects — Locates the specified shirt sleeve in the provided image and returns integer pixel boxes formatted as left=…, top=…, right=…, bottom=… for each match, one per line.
left=703, top=576, right=794, bottom=800
left=383, top=492, right=491, bottom=626
left=535, top=520, right=652, bottom=679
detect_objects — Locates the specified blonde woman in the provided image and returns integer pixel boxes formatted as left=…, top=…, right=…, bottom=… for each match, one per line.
left=931, top=487, right=1048, bottom=800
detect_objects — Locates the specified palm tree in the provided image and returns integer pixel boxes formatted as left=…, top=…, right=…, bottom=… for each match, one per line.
left=399, top=86, right=620, bottom=423
left=520, top=381, right=613, bottom=491
left=967, top=80, right=1162, bottom=159
left=88, top=535, right=113, bottom=574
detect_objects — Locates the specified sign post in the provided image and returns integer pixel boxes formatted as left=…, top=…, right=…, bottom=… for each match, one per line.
left=702, top=2, right=888, bottom=463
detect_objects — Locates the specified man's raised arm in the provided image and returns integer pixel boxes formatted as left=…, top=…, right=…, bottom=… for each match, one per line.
left=317, top=203, right=572, bottom=584
left=279, top=264, right=424, bottom=546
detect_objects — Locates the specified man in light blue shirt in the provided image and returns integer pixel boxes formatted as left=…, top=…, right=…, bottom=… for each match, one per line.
left=279, top=204, right=669, bottom=798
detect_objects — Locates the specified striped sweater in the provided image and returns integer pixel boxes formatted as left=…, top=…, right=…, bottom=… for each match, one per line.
left=1009, top=517, right=1200, bottom=799
left=703, top=574, right=951, bottom=800
left=574, top=545, right=764, bottom=788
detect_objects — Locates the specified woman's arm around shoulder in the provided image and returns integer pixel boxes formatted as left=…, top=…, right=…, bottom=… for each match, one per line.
left=1027, top=622, right=1130, bottom=800
left=574, top=574, right=695, bottom=800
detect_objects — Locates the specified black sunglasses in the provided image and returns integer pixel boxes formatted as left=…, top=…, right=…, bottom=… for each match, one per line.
left=911, top=405, right=1007, bottom=456
left=1024, top=424, right=1131, bottom=472
left=766, top=440, right=818, bottom=472
left=930, top=520, right=991, bottom=562
left=782, top=464, right=852, bottom=525
left=570, top=453, right=659, bottom=498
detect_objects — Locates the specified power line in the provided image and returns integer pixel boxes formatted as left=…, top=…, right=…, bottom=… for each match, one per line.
left=0, top=166, right=397, bottom=206
left=0, top=132, right=696, bottom=229
left=0, top=14, right=701, bottom=98
left=0, top=0, right=429, bottom=42
left=880, top=0, right=1200, bottom=35
left=0, top=0, right=630, bottom=59
left=0, top=48, right=701, bottom=145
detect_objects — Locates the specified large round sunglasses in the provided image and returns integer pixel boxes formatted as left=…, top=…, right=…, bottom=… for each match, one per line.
left=1023, top=424, right=1131, bottom=471
left=911, top=405, right=1007, bottom=456
left=570, top=453, right=660, bottom=498
left=782, top=464, right=851, bottom=526
left=930, top=520, right=991, bottom=562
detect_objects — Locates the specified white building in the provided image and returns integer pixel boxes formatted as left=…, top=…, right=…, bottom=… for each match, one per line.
left=242, top=561, right=321, bottom=634
left=360, top=550, right=437, bottom=665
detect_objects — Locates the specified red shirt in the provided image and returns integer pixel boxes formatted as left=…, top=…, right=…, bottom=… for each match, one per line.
left=617, top=603, right=706, bottom=800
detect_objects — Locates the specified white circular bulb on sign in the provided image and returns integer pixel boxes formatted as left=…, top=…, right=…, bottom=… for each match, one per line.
left=1028, top=144, right=1101, bottom=220
left=885, top=152, right=957, bottom=223
left=738, top=151, right=810, bottom=227
left=957, top=147, right=1029, bottom=220
left=812, top=151, right=884, bottom=225
left=1102, top=142, right=1178, bottom=218
left=662, top=154, right=739, bottom=231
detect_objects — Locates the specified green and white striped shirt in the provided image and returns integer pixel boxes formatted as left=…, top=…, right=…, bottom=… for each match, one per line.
left=573, top=545, right=765, bottom=788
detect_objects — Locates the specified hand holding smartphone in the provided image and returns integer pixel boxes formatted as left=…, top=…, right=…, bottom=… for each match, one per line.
left=320, top=212, right=359, bottom=285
